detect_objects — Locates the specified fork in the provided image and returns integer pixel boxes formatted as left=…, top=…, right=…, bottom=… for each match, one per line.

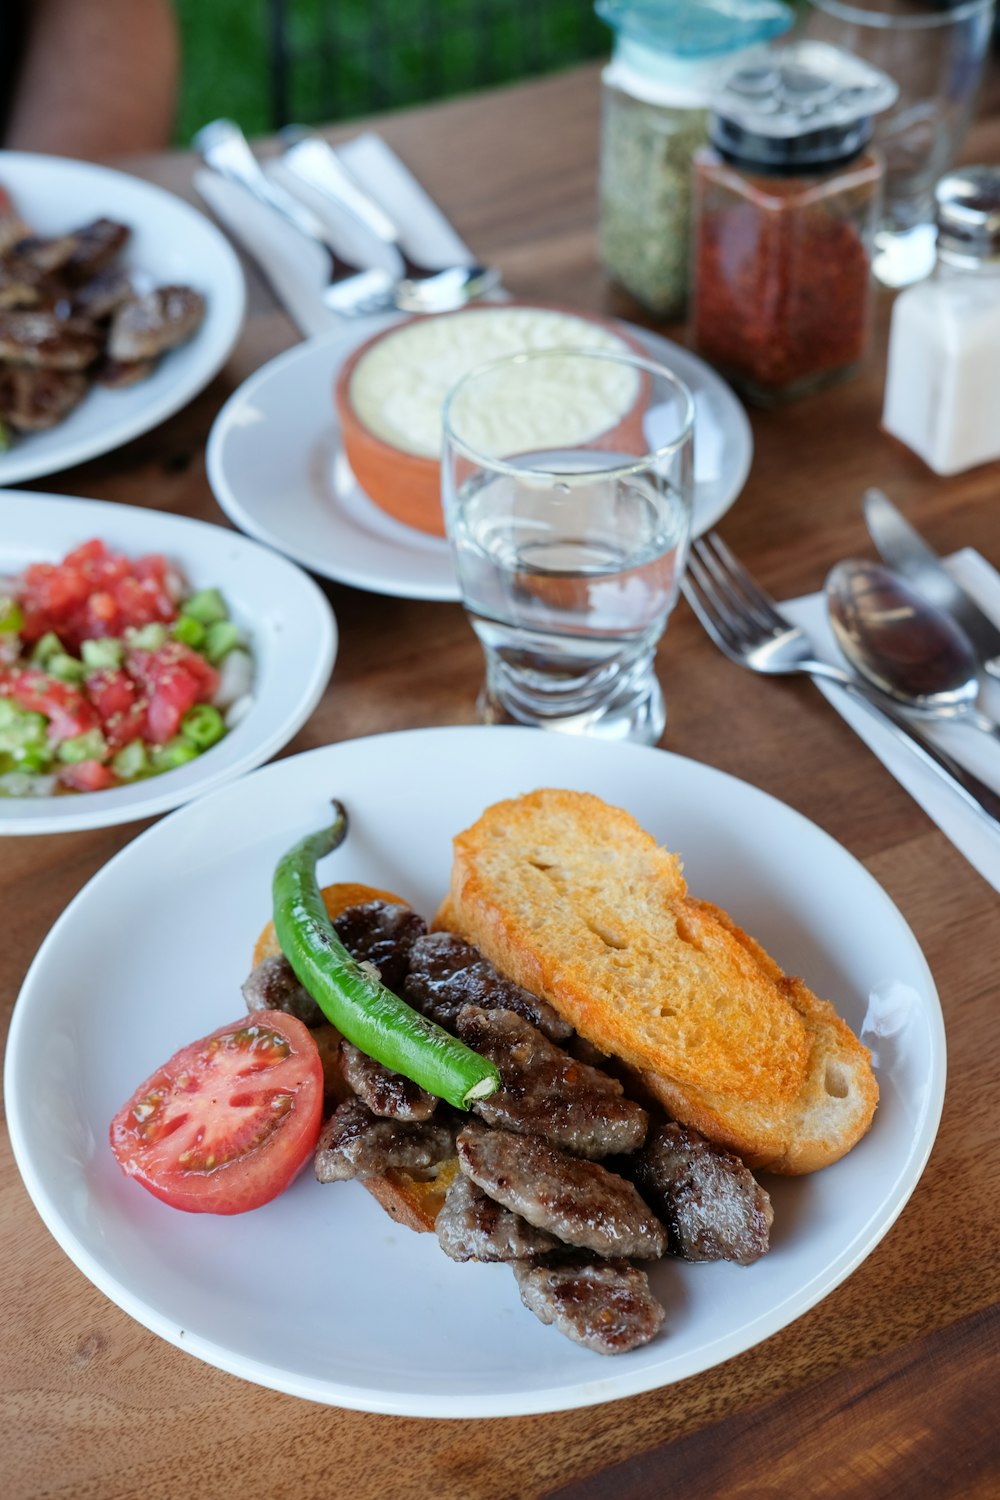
left=683, top=531, right=1000, bottom=828
left=194, top=119, right=396, bottom=317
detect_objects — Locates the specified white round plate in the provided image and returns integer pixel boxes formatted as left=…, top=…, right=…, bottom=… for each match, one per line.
left=206, top=314, right=753, bottom=602
left=0, top=490, right=336, bottom=833
left=0, top=153, right=246, bottom=485
left=6, top=726, right=944, bottom=1415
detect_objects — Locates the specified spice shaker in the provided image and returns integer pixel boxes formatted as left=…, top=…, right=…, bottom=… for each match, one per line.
left=596, top=0, right=792, bottom=320
left=689, top=42, right=897, bottom=404
left=882, top=167, right=1000, bottom=476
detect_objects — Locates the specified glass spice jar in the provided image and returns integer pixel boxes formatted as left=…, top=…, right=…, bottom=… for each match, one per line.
left=596, top=0, right=792, bottom=320
left=689, top=41, right=897, bottom=404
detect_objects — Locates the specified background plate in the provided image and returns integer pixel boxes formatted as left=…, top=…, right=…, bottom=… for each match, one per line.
left=207, top=315, right=753, bottom=601
left=0, top=491, right=336, bottom=833
left=6, top=726, right=944, bottom=1414
left=0, top=153, right=246, bottom=484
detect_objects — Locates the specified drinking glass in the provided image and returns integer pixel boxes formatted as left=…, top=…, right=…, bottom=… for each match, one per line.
left=441, top=348, right=694, bottom=745
left=803, top=0, right=996, bottom=286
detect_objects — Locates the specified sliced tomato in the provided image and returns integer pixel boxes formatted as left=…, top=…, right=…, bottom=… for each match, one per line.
left=0, top=666, right=100, bottom=741
left=59, top=759, right=119, bottom=792
left=128, top=642, right=220, bottom=744
left=109, top=1012, right=324, bottom=1214
left=85, top=666, right=145, bottom=748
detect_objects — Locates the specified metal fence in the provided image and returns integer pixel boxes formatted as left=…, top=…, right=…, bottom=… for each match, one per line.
left=266, top=0, right=608, bottom=127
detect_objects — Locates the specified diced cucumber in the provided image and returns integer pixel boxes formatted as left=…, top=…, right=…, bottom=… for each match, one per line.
left=0, top=705, right=48, bottom=755
left=181, top=587, right=228, bottom=626
left=31, top=631, right=64, bottom=666
left=111, top=739, right=149, bottom=779
left=171, top=614, right=206, bottom=649
left=58, top=729, right=108, bottom=764
left=124, top=623, right=169, bottom=650
left=149, top=736, right=199, bottom=772
left=204, top=620, right=241, bottom=664
left=81, top=637, right=124, bottom=669
left=0, top=596, right=23, bottom=633
left=180, top=703, right=225, bottom=749
left=47, top=653, right=86, bottom=683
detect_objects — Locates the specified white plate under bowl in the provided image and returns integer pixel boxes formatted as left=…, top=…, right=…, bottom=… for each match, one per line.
left=206, top=315, right=753, bottom=601
left=0, top=153, right=246, bottom=484
left=0, top=490, right=336, bottom=833
left=6, top=727, right=944, bottom=1415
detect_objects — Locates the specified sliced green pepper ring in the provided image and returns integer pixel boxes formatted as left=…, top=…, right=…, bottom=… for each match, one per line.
left=272, top=802, right=500, bottom=1110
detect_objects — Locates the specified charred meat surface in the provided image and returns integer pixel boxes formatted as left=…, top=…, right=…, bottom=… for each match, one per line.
left=332, top=900, right=428, bottom=993
left=630, top=1122, right=773, bottom=1265
left=514, top=1253, right=665, bottom=1356
left=11, top=218, right=130, bottom=279
left=94, top=357, right=155, bottom=389
left=340, top=1040, right=438, bottom=1121
left=0, top=366, right=88, bottom=430
left=456, top=1121, right=667, bottom=1260
left=241, top=953, right=325, bottom=1029
left=73, top=267, right=136, bottom=322
left=435, top=1173, right=560, bottom=1263
left=315, top=1097, right=454, bottom=1184
left=108, top=286, right=205, bottom=362
left=455, top=1004, right=647, bottom=1159
left=0, top=310, right=100, bottom=370
left=406, top=931, right=573, bottom=1043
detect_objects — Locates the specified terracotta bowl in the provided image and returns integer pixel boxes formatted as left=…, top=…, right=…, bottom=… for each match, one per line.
left=334, top=303, right=650, bottom=538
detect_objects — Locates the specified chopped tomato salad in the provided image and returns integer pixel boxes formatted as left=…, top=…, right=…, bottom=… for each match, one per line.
left=109, top=1013, right=324, bottom=1214
left=0, top=538, right=253, bottom=797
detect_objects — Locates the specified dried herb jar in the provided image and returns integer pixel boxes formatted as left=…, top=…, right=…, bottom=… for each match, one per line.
left=689, top=41, right=896, bottom=404
left=596, top=0, right=792, bottom=319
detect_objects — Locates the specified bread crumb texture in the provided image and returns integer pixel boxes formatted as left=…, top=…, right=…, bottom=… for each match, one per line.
left=441, top=789, right=878, bottom=1174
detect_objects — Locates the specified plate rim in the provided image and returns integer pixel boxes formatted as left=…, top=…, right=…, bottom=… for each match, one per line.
left=206, top=315, right=754, bottom=602
left=0, top=151, right=247, bottom=485
left=0, top=489, right=337, bottom=834
left=4, top=725, right=946, bottom=1416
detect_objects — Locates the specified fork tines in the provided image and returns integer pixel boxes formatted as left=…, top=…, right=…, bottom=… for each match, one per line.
left=681, top=532, right=788, bottom=660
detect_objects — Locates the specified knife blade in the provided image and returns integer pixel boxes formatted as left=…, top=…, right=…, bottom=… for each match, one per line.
left=864, top=487, right=1000, bottom=679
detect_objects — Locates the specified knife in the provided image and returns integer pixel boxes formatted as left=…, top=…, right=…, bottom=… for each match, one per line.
left=864, top=488, right=1000, bottom=679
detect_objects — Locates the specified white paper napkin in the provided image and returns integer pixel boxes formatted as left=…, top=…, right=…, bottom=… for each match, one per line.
left=194, top=132, right=475, bottom=338
left=782, top=548, right=1000, bottom=892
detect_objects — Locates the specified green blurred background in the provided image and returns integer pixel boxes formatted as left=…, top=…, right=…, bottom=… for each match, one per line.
left=174, top=0, right=609, bottom=144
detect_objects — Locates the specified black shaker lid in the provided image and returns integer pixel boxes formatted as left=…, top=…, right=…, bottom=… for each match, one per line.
left=710, top=40, right=897, bottom=173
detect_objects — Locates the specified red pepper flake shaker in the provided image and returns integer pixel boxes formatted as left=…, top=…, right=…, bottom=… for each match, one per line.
left=690, top=42, right=897, bottom=404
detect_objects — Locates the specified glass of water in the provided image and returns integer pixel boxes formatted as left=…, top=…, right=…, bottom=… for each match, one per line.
left=803, top=0, right=996, bottom=287
left=441, top=348, right=694, bottom=745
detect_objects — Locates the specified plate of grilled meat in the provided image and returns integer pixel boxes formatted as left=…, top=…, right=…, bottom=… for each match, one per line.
left=0, top=153, right=245, bottom=484
left=5, top=727, right=945, bottom=1416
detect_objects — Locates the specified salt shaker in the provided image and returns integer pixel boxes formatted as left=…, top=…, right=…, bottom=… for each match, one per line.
left=689, top=42, right=896, bottom=404
left=596, top=0, right=791, bottom=319
left=882, top=167, right=1000, bottom=476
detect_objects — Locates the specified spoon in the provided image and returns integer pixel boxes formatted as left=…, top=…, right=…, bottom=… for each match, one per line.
left=826, top=559, right=999, bottom=738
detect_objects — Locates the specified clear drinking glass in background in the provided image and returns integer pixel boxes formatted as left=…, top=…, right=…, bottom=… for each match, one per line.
left=803, top=0, right=996, bottom=287
left=441, top=349, right=694, bottom=745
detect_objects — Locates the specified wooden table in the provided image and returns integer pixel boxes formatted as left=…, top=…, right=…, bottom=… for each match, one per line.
left=4, top=64, right=1000, bottom=1500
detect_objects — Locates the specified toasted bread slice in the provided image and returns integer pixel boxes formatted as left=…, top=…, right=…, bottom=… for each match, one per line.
left=254, top=880, right=448, bottom=1232
left=437, top=789, right=877, bottom=1174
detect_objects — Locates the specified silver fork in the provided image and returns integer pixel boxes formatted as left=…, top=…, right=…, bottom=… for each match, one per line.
left=683, top=532, right=1000, bottom=827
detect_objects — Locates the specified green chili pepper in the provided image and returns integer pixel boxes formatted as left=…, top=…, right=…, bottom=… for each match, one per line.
left=272, top=802, right=500, bottom=1110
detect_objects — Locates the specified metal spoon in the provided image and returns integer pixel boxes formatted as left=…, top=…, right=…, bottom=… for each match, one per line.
left=826, top=559, right=999, bottom=738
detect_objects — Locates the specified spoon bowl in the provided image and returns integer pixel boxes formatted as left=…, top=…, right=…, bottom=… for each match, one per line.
left=826, top=559, right=993, bottom=729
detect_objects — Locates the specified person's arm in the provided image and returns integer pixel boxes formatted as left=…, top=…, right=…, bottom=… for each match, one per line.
left=5, top=0, right=180, bottom=159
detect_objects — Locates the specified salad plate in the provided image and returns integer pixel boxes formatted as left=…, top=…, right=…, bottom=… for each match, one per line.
left=0, top=491, right=336, bottom=833
left=6, top=725, right=944, bottom=1416
left=0, top=153, right=246, bottom=485
left=206, top=314, right=753, bottom=602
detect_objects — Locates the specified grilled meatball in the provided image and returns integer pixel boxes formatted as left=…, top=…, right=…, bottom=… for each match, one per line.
left=242, top=953, right=325, bottom=1029
left=108, top=286, right=205, bottom=362
left=0, top=366, right=88, bottom=430
left=339, top=1040, right=438, bottom=1121
left=455, top=1004, right=647, bottom=1159
left=435, top=1174, right=559, bottom=1263
left=332, top=900, right=427, bottom=992
left=630, top=1122, right=773, bottom=1265
left=514, top=1253, right=665, bottom=1355
left=456, top=1121, right=666, bottom=1260
left=406, top=931, right=573, bottom=1042
left=315, top=1097, right=454, bottom=1184
left=0, top=309, right=100, bottom=369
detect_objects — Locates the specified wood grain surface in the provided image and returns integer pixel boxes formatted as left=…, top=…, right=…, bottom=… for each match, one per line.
left=3, top=63, right=1000, bottom=1500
